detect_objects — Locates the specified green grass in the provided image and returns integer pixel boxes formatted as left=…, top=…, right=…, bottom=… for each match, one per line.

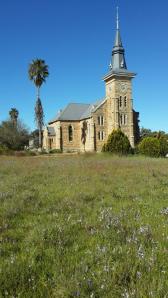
left=0, top=154, right=168, bottom=297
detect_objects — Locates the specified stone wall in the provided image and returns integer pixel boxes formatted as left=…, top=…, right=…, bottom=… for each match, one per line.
left=105, top=76, right=135, bottom=147
left=61, top=121, right=81, bottom=152
left=43, top=75, right=139, bottom=152
left=92, top=101, right=108, bottom=152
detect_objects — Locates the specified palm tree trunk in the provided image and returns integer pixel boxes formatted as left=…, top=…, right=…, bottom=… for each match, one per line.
left=37, top=86, right=42, bottom=149
left=39, top=127, right=42, bottom=148
left=37, top=86, right=40, bottom=99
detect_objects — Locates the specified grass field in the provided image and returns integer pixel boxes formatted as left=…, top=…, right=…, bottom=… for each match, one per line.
left=0, top=154, right=168, bottom=297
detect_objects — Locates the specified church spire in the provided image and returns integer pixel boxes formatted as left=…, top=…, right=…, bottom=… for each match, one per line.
left=116, top=6, right=119, bottom=30
left=111, top=7, right=127, bottom=71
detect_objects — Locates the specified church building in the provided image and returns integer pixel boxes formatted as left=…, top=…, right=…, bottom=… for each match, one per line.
left=43, top=13, right=139, bottom=152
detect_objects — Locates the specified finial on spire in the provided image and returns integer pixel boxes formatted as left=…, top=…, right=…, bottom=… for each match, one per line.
left=116, top=6, right=119, bottom=30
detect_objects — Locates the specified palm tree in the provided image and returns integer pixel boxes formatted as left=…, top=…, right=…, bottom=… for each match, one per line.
left=9, top=108, right=19, bottom=126
left=28, top=59, right=49, bottom=148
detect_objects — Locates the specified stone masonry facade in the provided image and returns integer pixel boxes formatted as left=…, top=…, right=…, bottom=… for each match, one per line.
left=42, top=15, right=140, bottom=152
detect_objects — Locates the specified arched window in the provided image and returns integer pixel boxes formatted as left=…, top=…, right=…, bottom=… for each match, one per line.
left=98, top=131, right=105, bottom=141
left=98, top=116, right=104, bottom=125
left=68, top=125, right=73, bottom=142
left=119, top=96, right=122, bottom=107
left=124, top=96, right=127, bottom=107
left=124, top=114, right=127, bottom=125
left=120, top=114, right=123, bottom=125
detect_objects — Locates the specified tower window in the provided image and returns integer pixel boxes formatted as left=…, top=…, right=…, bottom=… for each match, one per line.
left=124, top=96, right=127, bottom=107
left=98, top=116, right=104, bottom=125
left=98, top=131, right=105, bottom=141
left=68, top=125, right=73, bottom=142
left=120, top=114, right=123, bottom=125
left=119, top=96, right=122, bottom=107
left=124, top=114, right=127, bottom=125
left=120, top=114, right=127, bottom=125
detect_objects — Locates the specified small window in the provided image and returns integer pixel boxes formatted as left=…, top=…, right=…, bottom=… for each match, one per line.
left=98, top=131, right=105, bottom=141
left=68, top=125, right=73, bottom=142
left=124, top=96, right=127, bottom=107
left=119, top=96, right=122, bottom=107
left=98, top=116, right=104, bottom=125
left=120, top=114, right=127, bottom=125
left=124, top=114, right=127, bottom=125
left=101, top=131, right=105, bottom=140
left=120, top=114, right=123, bottom=125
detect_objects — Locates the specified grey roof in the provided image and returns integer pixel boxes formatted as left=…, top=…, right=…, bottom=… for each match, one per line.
left=48, top=99, right=105, bottom=123
left=103, top=19, right=136, bottom=80
left=47, top=126, right=56, bottom=136
left=111, top=28, right=127, bottom=71
left=49, top=103, right=90, bottom=122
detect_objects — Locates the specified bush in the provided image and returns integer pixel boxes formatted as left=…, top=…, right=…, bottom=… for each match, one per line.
left=0, top=145, right=9, bottom=155
left=102, top=129, right=131, bottom=155
left=159, top=136, right=168, bottom=157
left=49, top=149, right=62, bottom=154
left=138, top=137, right=161, bottom=157
left=38, top=149, right=48, bottom=155
left=25, top=151, right=37, bottom=156
left=0, top=120, right=29, bottom=150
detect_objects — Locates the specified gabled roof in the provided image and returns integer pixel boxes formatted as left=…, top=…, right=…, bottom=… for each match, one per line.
left=48, top=99, right=105, bottom=124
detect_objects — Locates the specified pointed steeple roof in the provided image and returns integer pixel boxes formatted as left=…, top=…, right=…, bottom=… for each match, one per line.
left=114, top=29, right=122, bottom=47
left=104, top=8, right=136, bottom=81
left=111, top=7, right=127, bottom=71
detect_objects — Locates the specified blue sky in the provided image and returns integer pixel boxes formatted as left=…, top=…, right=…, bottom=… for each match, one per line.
left=0, top=0, right=168, bottom=132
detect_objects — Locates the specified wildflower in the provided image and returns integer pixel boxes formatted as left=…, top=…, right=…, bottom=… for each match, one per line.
left=122, top=289, right=130, bottom=298
left=138, top=245, right=144, bottom=259
left=136, top=271, right=142, bottom=279
left=103, top=265, right=109, bottom=272
left=160, top=207, right=168, bottom=215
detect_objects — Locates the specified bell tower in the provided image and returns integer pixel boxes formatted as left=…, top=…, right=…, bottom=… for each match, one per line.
left=103, top=8, right=137, bottom=147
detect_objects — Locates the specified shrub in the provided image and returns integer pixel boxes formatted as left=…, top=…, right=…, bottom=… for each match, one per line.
left=102, top=129, right=131, bottom=155
left=49, top=149, right=62, bottom=154
left=0, top=145, right=9, bottom=155
left=0, top=120, right=29, bottom=150
left=14, top=151, right=27, bottom=157
left=39, top=149, right=48, bottom=155
left=25, top=150, right=37, bottom=156
left=159, top=136, right=168, bottom=157
left=138, top=137, right=160, bottom=157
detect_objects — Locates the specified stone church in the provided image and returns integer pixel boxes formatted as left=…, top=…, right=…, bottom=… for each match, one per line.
left=43, top=14, right=139, bottom=152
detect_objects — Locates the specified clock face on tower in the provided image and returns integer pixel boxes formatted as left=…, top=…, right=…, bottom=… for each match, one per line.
left=119, top=82, right=127, bottom=93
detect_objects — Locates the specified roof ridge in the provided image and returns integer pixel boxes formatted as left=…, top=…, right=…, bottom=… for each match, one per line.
left=68, top=102, right=91, bottom=105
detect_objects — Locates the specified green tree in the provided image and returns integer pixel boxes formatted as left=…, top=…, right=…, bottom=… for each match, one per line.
left=138, top=137, right=160, bottom=157
left=28, top=59, right=49, bottom=148
left=9, top=108, right=19, bottom=126
left=0, top=120, right=29, bottom=150
left=140, top=127, right=168, bottom=141
left=157, top=135, right=168, bottom=157
left=102, top=129, right=131, bottom=155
